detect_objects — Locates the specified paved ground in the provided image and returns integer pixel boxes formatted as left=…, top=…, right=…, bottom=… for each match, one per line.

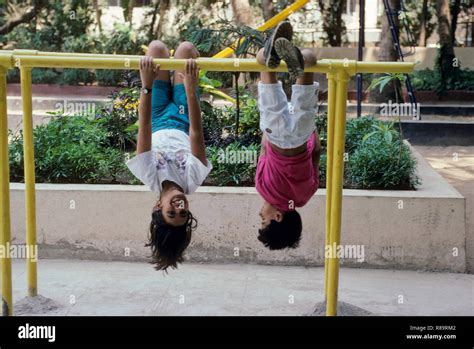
left=413, top=145, right=474, bottom=273
left=11, top=259, right=473, bottom=316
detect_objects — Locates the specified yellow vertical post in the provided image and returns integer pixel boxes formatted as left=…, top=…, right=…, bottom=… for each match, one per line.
left=324, top=73, right=337, bottom=298
left=326, top=69, right=349, bottom=316
left=20, top=67, right=37, bottom=297
left=0, top=66, right=13, bottom=316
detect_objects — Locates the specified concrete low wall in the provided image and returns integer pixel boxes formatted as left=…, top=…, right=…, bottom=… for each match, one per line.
left=9, top=143, right=467, bottom=272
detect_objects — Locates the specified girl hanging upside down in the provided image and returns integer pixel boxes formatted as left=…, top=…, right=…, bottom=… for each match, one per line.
left=127, top=41, right=212, bottom=272
left=256, top=21, right=322, bottom=250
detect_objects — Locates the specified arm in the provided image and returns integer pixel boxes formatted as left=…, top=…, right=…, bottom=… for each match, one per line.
left=260, top=133, right=267, bottom=155
left=312, top=131, right=322, bottom=177
left=179, top=59, right=207, bottom=165
left=137, top=56, right=160, bottom=154
left=136, top=90, right=152, bottom=154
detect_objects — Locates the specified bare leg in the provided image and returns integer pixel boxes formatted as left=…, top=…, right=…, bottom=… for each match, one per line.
left=146, top=40, right=170, bottom=82
left=173, top=41, right=199, bottom=85
left=296, top=48, right=316, bottom=85
left=257, top=48, right=277, bottom=84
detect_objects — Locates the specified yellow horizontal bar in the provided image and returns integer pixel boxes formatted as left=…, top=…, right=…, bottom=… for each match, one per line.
left=8, top=49, right=140, bottom=59
left=8, top=53, right=415, bottom=75
left=356, top=61, right=416, bottom=74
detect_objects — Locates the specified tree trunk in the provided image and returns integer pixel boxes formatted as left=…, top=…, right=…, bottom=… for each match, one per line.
left=261, top=0, right=276, bottom=21
left=148, top=0, right=160, bottom=41
left=419, top=0, right=428, bottom=46
left=471, top=20, right=474, bottom=47
left=318, top=0, right=346, bottom=46
left=121, top=0, right=134, bottom=24
left=450, top=0, right=461, bottom=46
left=127, top=0, right=134, bottom=24
left=436, top=0, right=452, bottom=47
left=436, top=0, right=458, bottom=88
left=231, top=0, right=254, bottom=26
left=370, top=0, right=402, bottom=103
left=155, top=0, right=170, bottom=38
left=92, top=0, right=102, bottom=33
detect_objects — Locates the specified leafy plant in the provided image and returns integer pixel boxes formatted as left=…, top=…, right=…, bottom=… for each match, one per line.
left=362, top=120, right=398, bottom=146
left=367, top=73, right=406, bottom=162
left=5, top=0, right=94, bottom=84
left=344, top=114, right=377, bottom=153
left=206, top=142, right=259, bottom=186
left=411, top=68, right=474, bottom=92
left=316, top=115, right=421, bottom=190
left=199, top=71, right=236, bottom=103
left=367, top=73, right=406, bottom=94
left=348, top=138, right=420, bottom=190
left=201, top=100, right=234, bottom=147
left=9, top=114, right=133, bottom=184
left=95, top=23, right=147, bottom=86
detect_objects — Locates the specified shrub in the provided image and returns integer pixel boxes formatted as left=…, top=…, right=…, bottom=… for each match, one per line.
left=348, top=137, right=421, bottom=190
left=315, top=115, right=421, bottom=190
left=206, top=142, right=259, bottom=186
left=9, top=114, right=133, bottom=184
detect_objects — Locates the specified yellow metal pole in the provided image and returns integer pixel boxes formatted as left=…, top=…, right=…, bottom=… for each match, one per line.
left=0, top=66, right=13, bottom=316
left=20, top=67, right=37, bottom=297
left=324, top=72, right=337, bottom=298
left=326, top=69, right=350, bottom=316
left=11, top=55, right=415, bottom=74
left=213, top=0, right=310, bottom=58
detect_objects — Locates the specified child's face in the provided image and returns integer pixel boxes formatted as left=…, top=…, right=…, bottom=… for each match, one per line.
left=154, top=192, right=189, bottom=227
left=259, top=202, right=283, bottom=229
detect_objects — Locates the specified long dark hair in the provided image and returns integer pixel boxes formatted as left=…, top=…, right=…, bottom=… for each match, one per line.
left=146, top=209, right=197, bottom=272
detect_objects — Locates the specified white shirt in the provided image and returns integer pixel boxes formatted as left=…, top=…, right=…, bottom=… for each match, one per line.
left=126, top=129, right=212, bottom=194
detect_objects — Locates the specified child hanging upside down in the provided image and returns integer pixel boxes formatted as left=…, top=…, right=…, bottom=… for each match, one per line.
left=256, top=21, right=322, bottom=250
left=127, top=41, right=212, bottom=271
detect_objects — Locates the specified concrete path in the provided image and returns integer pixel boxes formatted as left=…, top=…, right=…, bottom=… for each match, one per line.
left=11, top=259, right=473, bottom=316
left=413, top=145, right=474, bottom=273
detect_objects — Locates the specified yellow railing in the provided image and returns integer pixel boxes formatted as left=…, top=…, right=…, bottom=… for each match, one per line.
left=0, top=49, right=415, bottom=317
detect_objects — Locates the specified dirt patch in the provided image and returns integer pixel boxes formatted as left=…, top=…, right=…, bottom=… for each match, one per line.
left=14, top=295, right=64, bottom=315
left=307, top=301, right=373, bottom=316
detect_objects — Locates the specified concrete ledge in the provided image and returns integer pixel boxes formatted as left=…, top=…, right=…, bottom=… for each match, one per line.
left=9, top=143, right=466, bottom=272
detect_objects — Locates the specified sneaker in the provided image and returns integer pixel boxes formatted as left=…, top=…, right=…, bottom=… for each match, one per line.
left=274, top=37, right=305, bottom=80
left=263, top=20, right=293, bottom=69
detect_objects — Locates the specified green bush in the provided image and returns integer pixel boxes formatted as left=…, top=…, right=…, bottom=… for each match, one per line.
left=97, top=84, right=140, bottom=150
left=344, top=114, right=378, bottom=153
left=5, top=0, right=94, bottom=85
left=201, top=100, right=233, bottom=147
left=8, top=93, right=420, bottom=190
left=348, top=138, right=421, bottom=190
left=9, top=114, right=134, bottom=184
left=201, top=91, right=261, bottom=148
left=95, top=23, right=148, bottom=86
left=411, top=68, right=474, bottom=92
left=206, top=142, right=259, bottom=186
left=314, top=115, right=420, bottom=190
left=59, top=35, right=99, bottom=85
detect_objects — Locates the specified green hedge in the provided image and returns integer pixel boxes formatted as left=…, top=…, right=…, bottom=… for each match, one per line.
left=9, top=115, right=135, bottom=184
left=315, top=114, right=421, bottom=190
left=9, top=89, right=421, bottom=190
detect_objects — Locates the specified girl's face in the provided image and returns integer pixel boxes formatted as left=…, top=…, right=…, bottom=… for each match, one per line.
left=154, top=192, right=189, bottom=227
